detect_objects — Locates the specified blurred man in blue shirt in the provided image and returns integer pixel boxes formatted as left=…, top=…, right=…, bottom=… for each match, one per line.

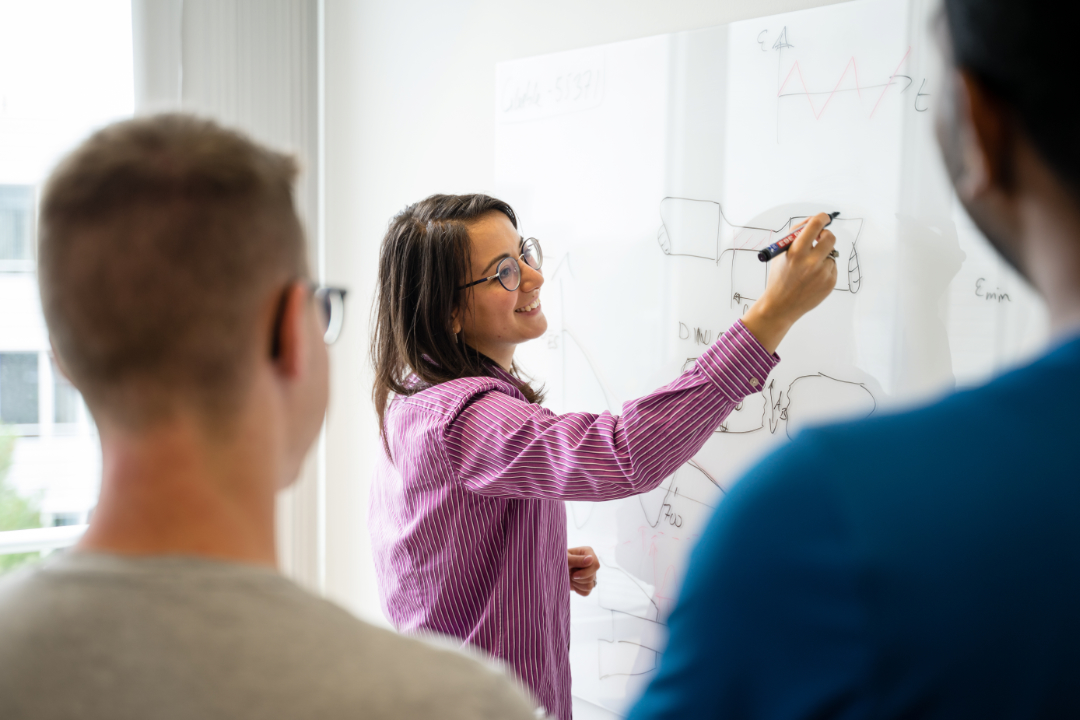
left=630, top=1, right=1080, bottom=717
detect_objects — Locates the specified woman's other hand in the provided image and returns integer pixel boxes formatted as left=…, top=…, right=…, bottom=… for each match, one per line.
left=741, top=212, right=838, bottom=353
left=568, top=547, right=600, bottom=597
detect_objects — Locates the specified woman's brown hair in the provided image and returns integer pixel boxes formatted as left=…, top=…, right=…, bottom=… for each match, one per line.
left=371, top=194, right=544, bottom=448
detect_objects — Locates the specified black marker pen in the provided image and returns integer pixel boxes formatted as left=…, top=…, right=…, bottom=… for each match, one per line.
left=757, top=211, right=841, bottom=262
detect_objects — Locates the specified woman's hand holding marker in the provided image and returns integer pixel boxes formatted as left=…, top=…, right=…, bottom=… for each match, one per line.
left=740, top=212, right=839, bottom=354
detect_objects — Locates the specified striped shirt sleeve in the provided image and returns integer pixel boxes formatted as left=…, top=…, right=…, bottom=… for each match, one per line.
left=443, top=320, right=778, bottom=501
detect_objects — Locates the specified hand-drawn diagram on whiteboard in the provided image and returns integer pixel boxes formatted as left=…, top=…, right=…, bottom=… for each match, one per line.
left=712, top=372, right=877, bottom=438
left=543, top=222, right=879, bottom=698
left=761, top=23, right=930, bottom=142
left=638, top=461, right=724, bottom=530
left=657, top=197, right=864, bottom=306
left=494, top=0, right=966, bottom=715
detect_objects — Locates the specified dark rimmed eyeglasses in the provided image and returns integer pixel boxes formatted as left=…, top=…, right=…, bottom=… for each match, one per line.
left=312, top=284, right=348, bottom=344
left=458, top=238, right=543, bottom=292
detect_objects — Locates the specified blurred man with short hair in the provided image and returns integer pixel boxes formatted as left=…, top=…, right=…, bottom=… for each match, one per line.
left=0, top=114, right=538, bottom=720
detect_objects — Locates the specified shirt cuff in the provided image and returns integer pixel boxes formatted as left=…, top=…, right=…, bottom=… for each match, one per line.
left=694, top=319, right=780, bottom=401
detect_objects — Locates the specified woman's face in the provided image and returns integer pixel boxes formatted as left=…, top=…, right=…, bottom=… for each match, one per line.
left=455, top=211, right=547, bottom=369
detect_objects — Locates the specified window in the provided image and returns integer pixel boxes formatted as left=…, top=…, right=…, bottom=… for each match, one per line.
left=50, top=512, right=82, bottom=527
left=0, top=353, right=38, bottom=426
left=53, top=359, right=80, bottom=425
left=0, top=185, right=34, bottom=269
left=0, top=0, right=133, bottom=574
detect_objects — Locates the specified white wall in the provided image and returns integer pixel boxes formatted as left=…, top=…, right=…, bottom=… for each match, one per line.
left=321, top=0, right=849, bottom=623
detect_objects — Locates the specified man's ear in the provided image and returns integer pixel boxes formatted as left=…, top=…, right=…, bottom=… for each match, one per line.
left=271, top=282, right=311, bottom=378
left=955, top=69, right=1016, bottom=201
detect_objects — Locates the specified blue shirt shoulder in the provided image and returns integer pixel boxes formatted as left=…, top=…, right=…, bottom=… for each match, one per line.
left=629, top=335, right=1080, bottom=720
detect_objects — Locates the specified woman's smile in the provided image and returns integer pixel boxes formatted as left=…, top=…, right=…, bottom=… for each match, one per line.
left=515, top=295, right=542, bottom=315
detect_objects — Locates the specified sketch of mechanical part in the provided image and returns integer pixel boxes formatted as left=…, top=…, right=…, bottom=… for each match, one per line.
left=804, top=215, right=863, bottom=292
left=780, top=372, right=876, bottom=439
left=657, top=197, right=779, bottom=261
left=719, top=248, right=770, bottom=312
left=757, top=214, right=864, bottom=293
left=792, top=215, right=863, bottom=293
left=717, top=391, right=767, bottom=434
left=845, top=221, right=864, bottom=292
left=657, top=197, right=865, bottom=293
left=684, top=356, right=767, bottom=433
left=657, top=197, right=723, bottom=260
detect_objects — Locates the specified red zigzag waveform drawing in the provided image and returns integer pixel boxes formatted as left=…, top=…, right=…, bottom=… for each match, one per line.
left=776, top=47, right=911, bottom=120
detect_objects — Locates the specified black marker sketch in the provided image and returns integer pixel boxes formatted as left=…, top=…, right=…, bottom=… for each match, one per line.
left=707, top=372, right=877, bottom=439
left=781, top=372, right=877, bottom=439
left=975, top=277, right=1011, bottom=303
left=659, top=197, right=865, bottom=295
left=593, top=370, right=875, bottom=686
left=638, top=462, right=724, bottom=531
left=594, top=601, right=667, bottom=683
left=657, top=197, right=728, bottom=260
left=915, top=78, right=930, bottom=112
left=772, top=26, right=794, bottom=52
left=597, top=557, right=663, bottom=622
left=717, top=392, right=767, bottom=434
left=598, top=640, right=659, bottom=679
left=767, top=379, right=785, bottom=434
left=772, top=25, right=796, bottom=139
left=568, top=501, right=595, bottom=530
left=545, top=254, right=622, bottom=414
left=723, top=247, right=770, bottom=313
left=848, top=239, right=863, bottom=293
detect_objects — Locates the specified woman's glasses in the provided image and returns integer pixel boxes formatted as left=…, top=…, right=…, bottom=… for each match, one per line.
left=458, top=238, right=543, bottom=293
left=313, top=285, right=348, bottom=344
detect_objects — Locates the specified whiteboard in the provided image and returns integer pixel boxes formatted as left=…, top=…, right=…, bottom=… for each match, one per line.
left=494, top=1, right=1049, bottom=716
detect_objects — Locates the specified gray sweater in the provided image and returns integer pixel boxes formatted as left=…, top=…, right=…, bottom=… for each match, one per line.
left=0, top=552, right=541, bottom=719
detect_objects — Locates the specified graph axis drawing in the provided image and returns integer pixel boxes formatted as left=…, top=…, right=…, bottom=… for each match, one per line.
left=767, top=23, right=925, bottom=140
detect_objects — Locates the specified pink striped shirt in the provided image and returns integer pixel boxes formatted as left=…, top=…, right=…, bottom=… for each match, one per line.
left=369, top=320, right=778, bottom=720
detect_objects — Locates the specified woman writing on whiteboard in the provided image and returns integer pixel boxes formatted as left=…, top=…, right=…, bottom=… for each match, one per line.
left=369, top=194, right=836, bottom=720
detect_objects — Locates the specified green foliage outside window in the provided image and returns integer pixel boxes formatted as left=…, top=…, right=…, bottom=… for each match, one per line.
left=0, top=426, right=42, bottom=574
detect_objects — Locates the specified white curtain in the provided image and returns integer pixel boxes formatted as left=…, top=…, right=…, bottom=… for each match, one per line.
left=130, top=0, right=324, bottom=592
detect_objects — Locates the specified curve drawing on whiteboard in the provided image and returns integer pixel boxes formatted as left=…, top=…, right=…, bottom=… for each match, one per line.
left=762, top=23, right=928, bottom=138
left=594, top=608, right=668, bottom=691
left=638, top=460, right=724, bottom=531
left=780, top=372, right=876, bottom=439
left=656, top=197, right=864, bottom=300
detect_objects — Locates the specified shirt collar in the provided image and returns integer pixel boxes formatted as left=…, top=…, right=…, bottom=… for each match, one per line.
left=490, top=362, right=518, bottom=385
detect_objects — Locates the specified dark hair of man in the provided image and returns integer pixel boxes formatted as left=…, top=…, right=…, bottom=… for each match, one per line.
left=38, top=113, right=308, bottom=430
left=943, top=0, right=1080, bottom=194
left=371, top=193, right=544, bottom=448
